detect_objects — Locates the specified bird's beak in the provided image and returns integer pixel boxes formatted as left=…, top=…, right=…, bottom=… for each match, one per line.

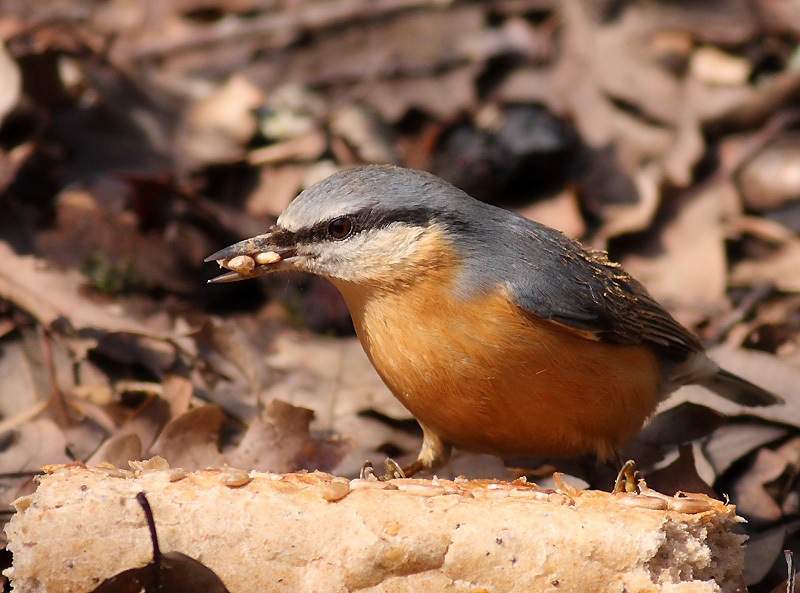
left=204, top=232, right=299, bottom=283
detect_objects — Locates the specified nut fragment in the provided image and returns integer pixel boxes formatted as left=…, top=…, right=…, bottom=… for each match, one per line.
left=129, top=456, right=170, bottom=472
left=219, top=467, right=252, bottom=487
left=397, top=482, right=447, bottom=497
left=667, top=497, right=712, bottom=514
left=321, top=480, right=351, bottom=502
left=254, top=251, right=281, bottom=265
left=226, top=255, right=256, bottom=274
left=167, top=469, right=188, bottom=482
left=614, top=493, right=669, bottom=511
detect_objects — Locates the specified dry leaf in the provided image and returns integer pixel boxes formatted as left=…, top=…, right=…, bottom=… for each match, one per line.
left=181, top=75, right=263, bottom=164
left=0, top=419, right=72, bottom=474
left=147, top=398, right=350, bottom=474
left=150, top=406, right=226, bottom=470
left=225, top=399, right=349, bottom=473
left=731, top=239, right=800, bottom=292
left=621, top=181, right=731, bottom=314
left=643, top=444, right=718, bottom=497
left=0, top=43, right=21, bottom=126
left=593, top=163, right=661, bottom=243
left=636, top=402, right=727, bottom=447
left=738, top=132, right=800, bottom=211
left=0, top=338, right=42, bottom=419
left=703, top=422, right=789, bottom=476
left=84, top=394, right=167, bottom=468
left=161, top=374, right=193, bottom=420
left=329, top=103, right=400, bottom=165
left=364, top=64, right=481, bottom=122
left=0, top=240, right=169, bottom=336
left=35, top=184, right=198, bottom=294
left=729, top=448, right=787, bottom=524
left=87, top=433, right=143, bottom=468
left=689, top=46, right=752, bottom=86
left=247, top=130, right=327, bottom=167
left=245, top=164, right=309, bottom=218
left=264, top=331, right=413, bottom=424
left=743, top=523, right=797, bottom=586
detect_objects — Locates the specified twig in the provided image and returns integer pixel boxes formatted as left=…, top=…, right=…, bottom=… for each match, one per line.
left=717, top=109, right=800, bottom=180
left=703, top=283, right=773, bottom=345
left=125, top=0, right=453, bottom=60
left=37, top=325, right=69, bottom=427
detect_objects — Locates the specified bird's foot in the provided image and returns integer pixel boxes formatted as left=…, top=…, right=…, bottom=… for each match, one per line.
left=612, top=459, right=643, bottom=494
left=359, top=459, right=425, bottom=481
left=359, top=459, right=406, bottom=481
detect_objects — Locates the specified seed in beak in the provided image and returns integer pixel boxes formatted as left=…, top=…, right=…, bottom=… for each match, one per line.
left=254, top=251, right=282, bottom=265
left=225, top=255, right=256, bottom=274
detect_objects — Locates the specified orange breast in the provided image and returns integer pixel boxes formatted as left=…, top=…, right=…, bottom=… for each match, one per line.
left=332, top=248, right=662, bottom=461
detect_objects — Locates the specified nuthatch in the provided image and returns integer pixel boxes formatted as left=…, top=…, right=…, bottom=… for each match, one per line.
left=207, top=165, right=782, bottom=478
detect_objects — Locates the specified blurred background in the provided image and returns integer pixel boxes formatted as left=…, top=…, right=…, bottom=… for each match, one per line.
left=1, top=0, right=800, bottom=588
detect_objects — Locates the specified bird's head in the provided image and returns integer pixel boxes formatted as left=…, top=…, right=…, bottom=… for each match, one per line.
left=206, top=165, right=480, bottom=289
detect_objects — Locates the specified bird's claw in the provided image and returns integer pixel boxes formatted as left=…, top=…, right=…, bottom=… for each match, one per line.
left=613, top=459, right=643, bottom=494
left=359, top=459, right=406, bottom=481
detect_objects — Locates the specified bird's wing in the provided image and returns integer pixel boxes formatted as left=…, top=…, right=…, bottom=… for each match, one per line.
left=502, top=224, right=703, bottom=363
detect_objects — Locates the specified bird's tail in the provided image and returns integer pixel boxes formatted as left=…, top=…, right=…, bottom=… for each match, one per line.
left=698, top=368, right=784, bottom=407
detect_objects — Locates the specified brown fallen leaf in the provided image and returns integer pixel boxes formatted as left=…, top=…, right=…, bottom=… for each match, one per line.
left=180, top=74, right=263, bottom=164
left=729, top=447, right=787, bottom=525
left=193, top=318, right=273, bottom=421
left=738, top=131, right=800, bottom=211
left=689, top=46, right=752, bottom=87
left=0, top=418, right=72, bottom=474
left=88, top=433, right=143, bottom=468
left=0, top=336, right=43, bottom=418
left=636, top=402, right=727, bottom=447
left=225, top=399, right=350, bottom=473
left=148, top=399, right=349, bottom=473
left=0, top=417, right=72, bottom=513
left=364, top=64, right=481, bottom=122
left=0, top=240, right=168, bottom=336
left=621, top=180, right=732, bottom=320
left=703, top=421, right=789, bottom=477
left=161, top=374, right=193, bottom=421
left=278, top=4, right=485, bottom=88
left=35, top=184, right=198, bottom=295
left=743, top=523, right=798, bottom=587
left=0, top=42, right=21, bottom=127
left=731, top=238, right=800, bottom=293
left=329, top=103, right=400, bottom=165
left=150, top=405, right=226, bottom=470
left=87, top=396, right=171, bottom=467
left=248, top=130, right=328, bottom=168
left=261, top=330, right=422, bottom=474
left=643, top=444, right=718, bottom=498
left=593, top=163, right=662, bottom=244
left=244, top=164, right=310, bottom=219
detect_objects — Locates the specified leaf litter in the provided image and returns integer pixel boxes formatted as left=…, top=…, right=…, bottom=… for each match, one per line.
left=1, top=0, right=800, bottom=589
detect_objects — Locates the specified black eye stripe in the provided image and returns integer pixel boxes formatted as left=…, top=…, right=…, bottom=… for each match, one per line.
left=276, top=207, right=470, bottom=246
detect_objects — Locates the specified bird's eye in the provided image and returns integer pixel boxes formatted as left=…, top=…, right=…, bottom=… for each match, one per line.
left=328, top=217, right=354, bottom=240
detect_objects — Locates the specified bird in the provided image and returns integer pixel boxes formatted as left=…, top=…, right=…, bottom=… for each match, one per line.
left=206, top=165, right=782, bottom=481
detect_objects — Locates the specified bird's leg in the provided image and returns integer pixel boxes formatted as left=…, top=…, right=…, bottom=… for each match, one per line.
left=410, top=423, right=452, bottom=475
left=612, top=458, right=643, bottom=494
left=358, top=424, right=452, bottom=481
